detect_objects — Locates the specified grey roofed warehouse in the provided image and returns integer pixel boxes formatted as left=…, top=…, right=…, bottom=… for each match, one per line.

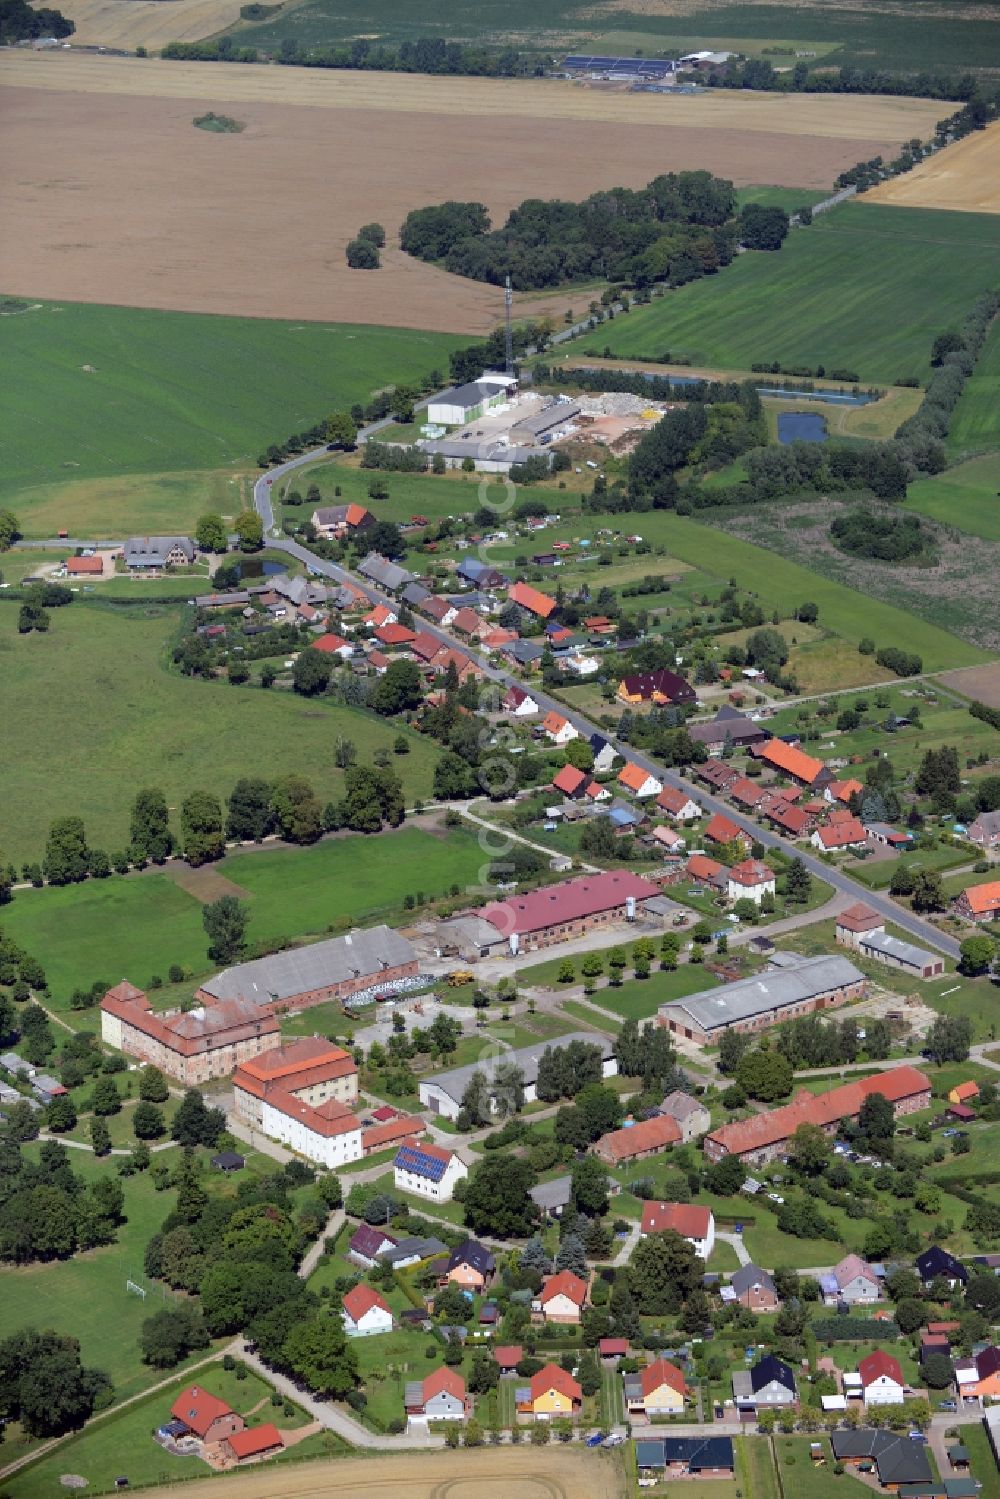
left=199, top=925, right=417, bottom=1007
left=657, top=954, right=865, bottom=1038
left=357, top=553, right=414, bottom=592
left=419, top=1032, right=616, bottom=1120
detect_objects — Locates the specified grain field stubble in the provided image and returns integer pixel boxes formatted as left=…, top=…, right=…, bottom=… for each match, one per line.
left=0, top=54, right=946, bottom=332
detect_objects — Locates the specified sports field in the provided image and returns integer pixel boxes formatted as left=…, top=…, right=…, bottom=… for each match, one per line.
left=0, top=300, right=462, bottom=501
left=0, top=53, right=942, bottom=333
left=1, top=824, right=487, bottom=1001
left=582, top=202, right=1000, bottom=382
left=947, top=316, right=1000, bottom=457
left=867, top=121, right=1000, bottom=215
left=0, top=601, right=441, bottom=868
left=905, top=455, right=1000, bottom=542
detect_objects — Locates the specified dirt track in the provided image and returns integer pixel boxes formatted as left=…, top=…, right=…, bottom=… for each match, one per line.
left=0, top=54, right=945, bottom=331
left=147, top=1449, right=625, bottom=1499
left=866, top=121, right=1000, bottom=214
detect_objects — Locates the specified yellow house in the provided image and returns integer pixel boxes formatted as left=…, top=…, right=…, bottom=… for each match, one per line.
left=625, top=1358, right=688, bottom=1417
left=518, top=1363, right=582, bottom=1419
left=948, top=1082, right=979, bottom=1105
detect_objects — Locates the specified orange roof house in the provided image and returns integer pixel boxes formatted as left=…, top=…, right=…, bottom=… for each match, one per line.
left=552, top=764, right=588, bottom=798
left=524, top=1363, right=582, bottom=1416
left=170, top=1386, right=243, bottom=1444
left=538, top=1270, right=588, bottom=1322
left=508, top=582, right=557, bottom=618
left=756, top=738, right=826, bottom=786
left=955, top=879, right=1000, bottom=923
left=313, top=632, right=352, bottom=656
left=594, top=1113, right=680, bottom=1164
left=224, top=1424, right=283, bottom=1462
left=640, top=1202, right=713, bottom=1244
left=629, top=1358, right=688, bottom=1414
left=687, top=853, right=724, bottom=884
left=948, top=1081, right=979, bottom=1105
left=705, top=813, right=748, bottom=846
left=375, top=622, right=416, bottom=647
left=67, top=555, right=104, bottom=575
left=618, top=762, right=662, bottom=797
left=812, top=818, right=867, bottom=851
left=541, top=710, right=577, bottom=743
left=828, top=778, right=864, bottom=804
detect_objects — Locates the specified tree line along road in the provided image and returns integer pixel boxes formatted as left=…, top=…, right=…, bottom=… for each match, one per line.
left=253, top=445, right=960, bottom=961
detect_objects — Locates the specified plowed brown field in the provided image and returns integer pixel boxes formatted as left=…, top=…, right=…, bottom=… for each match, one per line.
left=0, top=53, right=946, bottom=332
left=866, top=121, right=1000, bottom=213
left=148, top=1449, right=625, bottom=1499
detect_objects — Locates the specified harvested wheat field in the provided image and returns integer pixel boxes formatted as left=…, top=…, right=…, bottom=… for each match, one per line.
left=52, top=0, right=246, bottom=48
left=867, top=122, right=1000, bottom=214
left=0, top=53, right=945, bottom=332
left=151, top=1449, right=625, bottom=1499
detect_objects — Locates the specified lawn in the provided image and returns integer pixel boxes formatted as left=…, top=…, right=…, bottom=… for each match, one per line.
left=0, top=1163, right=182, bottom=1408
left=905, top=454, right=1000, bottom=543
left=2, top=825, right=486, bottom=1003
left=0, top=599, right=443, bottom=868
left=772, top=1437, right=870, bottom=1496
left=631, top=512, right=989, bottom=669
left=1, top=300, right=463, bottom=503
left=953, top=1421, right=1000, bottom=1499
left=948, top=315, right=1000, bottom=458
left=8, top=1361, right=324, bottom=1499
left=544, top=965, right=723, bottom=1023
left=738, top=1435, right=780, bottom=1499
left=278, top=457, right=502, bottom=527
left=579, top=203, right=1000, bottom=383
left=11, top=470, right=258, bottom=543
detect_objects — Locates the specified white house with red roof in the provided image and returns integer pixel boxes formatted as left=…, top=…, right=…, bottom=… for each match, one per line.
left=404, top=1366, right=471, bottom=1424
left=536, top=1270, right=588, bottom=1324
left=619, top=762, right=663, bottom=799
left=541, top=711, right=579, bottom=746
left=393, top=1142, right=468, bottom=1203
left=504, top=685, right=539, bottom=718
left=640, top=1202, right=715, bottom=1259
left=725, top=859, right=776, bottom=905
left=811, top=818, right=868, bottom=853
left=859, top=1350, right=905, bottom=1406
left=341, top=1283, right=394, bottom=1338
left=312, top=632, right=354, bottom=659
left=656, top=786, right=701, bottom=821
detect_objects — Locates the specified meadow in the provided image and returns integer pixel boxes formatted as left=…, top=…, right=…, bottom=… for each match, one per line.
left=1, top=825, right=487, bottom=1002
left=8, top=1361, right=328, bottom=1499
left=0, top=600, right=441, bottom=868
left=279, top=457, right=504, bottom=526
left=229, top=0, right=1000, bottom=74
left=605, top=511, right=990, bottom=670
left=583, top=203, right=1000, bottom=383
left=13, top=471, right=258, bottom=542
left=904, top=454, right=1000, bottom=542
left=947, top=315, right=1000, bottom=458
left=1, top=299, right=462, bottom=502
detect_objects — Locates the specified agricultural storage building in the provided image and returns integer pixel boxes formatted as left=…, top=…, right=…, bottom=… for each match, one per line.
left=479, top=869, right=660, bottom=953
left=704, top=1066, right=931, bottom=1165
left=420, top=439, right=540, bottom=474
left=426, top=375, right=517, bottom=427
left=197, top=926, right=418, bottom=1012
left=657, top=954, right=866, bottom=1044
left=511, top=400, right=580, bottom=439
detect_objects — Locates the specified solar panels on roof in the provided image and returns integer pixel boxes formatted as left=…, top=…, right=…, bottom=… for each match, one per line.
left=563, top=54, right=676, bottom=76
left=397, top=1145, right=448, bottom=1182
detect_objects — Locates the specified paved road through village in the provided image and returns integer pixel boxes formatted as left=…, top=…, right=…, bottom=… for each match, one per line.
left=253, top=447, right=960, bottom=961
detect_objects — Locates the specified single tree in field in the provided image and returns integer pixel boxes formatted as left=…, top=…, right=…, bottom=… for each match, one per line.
left=203, top=895, right=248, bottom=964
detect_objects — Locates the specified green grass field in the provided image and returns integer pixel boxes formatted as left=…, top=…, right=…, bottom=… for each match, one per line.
left=1, top=300, right=462, bottom=504
left=229, top=0, right=1000, bottom=73
left=579, top=203, right=1000, bottom=383
left=632, top=512, right=989, bottom=669
left=735, top=187, right=830, bottom=213
left=8, top=1361, right=329, bottom=1499
left=1, top=824, right=486, bottom=1001
left=905, top=455, right=1000, bottom=542
left=279, top=456, right=504, bottom=527
left=947, top=316, right=1000, bottom=458
left=0, top=600, right=442, bottom=868
left=12, top=471, right=258, bottom=542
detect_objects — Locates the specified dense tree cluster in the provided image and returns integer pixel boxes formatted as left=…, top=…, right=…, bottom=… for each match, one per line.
left=830, top=508, right=931, bottom=562
left=0, top=0, right=73, bottom=39
left=0, top=1328, right=109, bottom=1438
left=401, top=172, right=754, bottom=291
left=0, top=1138, right=125, bottom=1263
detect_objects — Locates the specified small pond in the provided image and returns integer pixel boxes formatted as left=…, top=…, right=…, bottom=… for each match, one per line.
left=777, top=411, right=827, bottom=444
left=233, top=558, right=286, bottom=580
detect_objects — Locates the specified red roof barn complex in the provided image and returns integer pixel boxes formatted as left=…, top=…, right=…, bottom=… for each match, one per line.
left=480, top=870, right=661, bottom=953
